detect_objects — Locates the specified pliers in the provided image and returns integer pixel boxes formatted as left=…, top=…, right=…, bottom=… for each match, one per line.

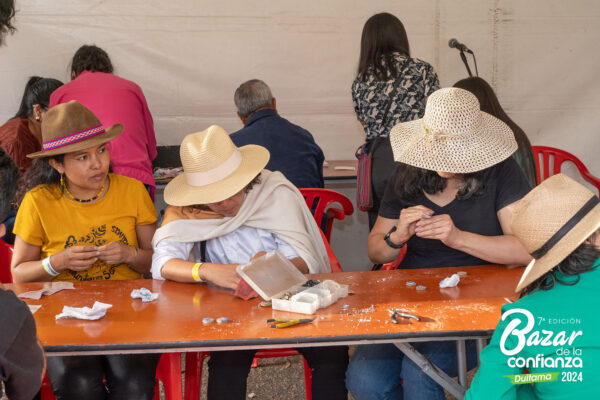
left=267, top=316, right=316, bottom=329
left=388, top=308, right=421, bottom=323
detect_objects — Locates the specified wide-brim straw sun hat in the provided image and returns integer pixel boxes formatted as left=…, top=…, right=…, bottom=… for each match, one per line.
left=27, top=100, right=123, bottom=158
left=512, top=174, right=600, bottom=293
left=164, top=125, right=270, bottom=206
left=389, top=87, right=517, bottom=173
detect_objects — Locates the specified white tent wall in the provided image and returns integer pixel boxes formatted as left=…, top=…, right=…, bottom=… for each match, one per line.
left=1, top=1, right=599, bottom=270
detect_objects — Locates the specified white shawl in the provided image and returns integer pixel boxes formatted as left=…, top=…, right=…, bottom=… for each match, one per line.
left=152, top=170, right=330, bottom=273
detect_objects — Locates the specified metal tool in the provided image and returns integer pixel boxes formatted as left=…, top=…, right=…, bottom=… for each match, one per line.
left=388, top=308, right=421, bottom=323
left=267, top=316, right=316, bottom=329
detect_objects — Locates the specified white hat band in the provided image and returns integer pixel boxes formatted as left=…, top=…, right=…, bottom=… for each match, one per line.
left=184, top=149, right=243, bottom=187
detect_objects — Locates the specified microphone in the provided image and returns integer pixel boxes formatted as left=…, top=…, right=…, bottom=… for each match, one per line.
left=448, top=38, right=473, bottom=54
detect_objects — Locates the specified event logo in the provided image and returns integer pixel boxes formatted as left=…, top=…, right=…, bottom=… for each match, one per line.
left=500, top=308, right=583, bottom=384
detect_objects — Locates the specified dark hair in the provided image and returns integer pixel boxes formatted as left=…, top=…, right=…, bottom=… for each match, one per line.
left=393, top=163, right=491, bottom=201
left=14, top=155, right=64, bottom=205
left=0, top=146, right=19, bottom=220
left=522, top=232, right=600, bottom=296
left=13, top=76, right=64, bottom=119
left=71, top=44, right=113, bottom=77
left=0, top=0, right=16, bottom=46
left=357, top=13, right=410, bottom=81
left=453, top=77, right=537, bottom=186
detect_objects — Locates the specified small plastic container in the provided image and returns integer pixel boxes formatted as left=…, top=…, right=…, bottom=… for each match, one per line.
left=236, top=250, right=348, bottom=315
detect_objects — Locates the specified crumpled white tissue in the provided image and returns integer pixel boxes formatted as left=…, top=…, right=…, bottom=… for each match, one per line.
left=130, top=288, right=159, bottom=302
left=55, top=301, right=112, bottom=320
left=18, top=281, right=75, bottom=300
left=439, top=273, right=460, bottom=288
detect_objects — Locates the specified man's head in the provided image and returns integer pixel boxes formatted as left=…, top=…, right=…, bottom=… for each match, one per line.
left=0, top=147, right=19, bottom=236
left=0, top=0, right=16, bottom=46
left=70, top=44, right=113, bottom=80
left=234, top=79, right=277, bottom=124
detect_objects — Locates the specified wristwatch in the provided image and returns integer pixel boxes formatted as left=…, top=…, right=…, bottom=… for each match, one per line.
left=384, top=226, right=405, bottom=249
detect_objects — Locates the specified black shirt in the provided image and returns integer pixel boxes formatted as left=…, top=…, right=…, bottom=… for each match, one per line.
left=379, top=158, right=531, bottom=268
left=0, top=287, right=44, bottom=400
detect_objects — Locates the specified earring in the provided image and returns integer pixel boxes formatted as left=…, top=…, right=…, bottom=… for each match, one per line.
left=35, top=115, right=40, bottom=121
left=60, top=173, right=66, bottom=188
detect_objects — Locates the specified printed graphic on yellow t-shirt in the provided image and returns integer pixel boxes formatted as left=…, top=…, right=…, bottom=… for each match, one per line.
left=14, top=174, right=157, bottom=281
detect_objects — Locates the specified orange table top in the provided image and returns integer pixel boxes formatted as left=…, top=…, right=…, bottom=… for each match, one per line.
left=6, top=265, right=523, bottom=355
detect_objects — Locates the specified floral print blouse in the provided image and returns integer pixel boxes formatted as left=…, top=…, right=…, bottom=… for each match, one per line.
left=352, top=52, right=440, bottom=141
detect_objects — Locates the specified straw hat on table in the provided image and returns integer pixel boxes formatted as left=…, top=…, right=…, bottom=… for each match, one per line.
left=164, top=125, right=270, bottom=206
left=512, top=174, right=600, bottom=292
left=389, top=87, right=517, bottom=173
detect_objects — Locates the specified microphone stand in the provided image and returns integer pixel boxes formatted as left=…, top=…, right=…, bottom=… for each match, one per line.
left=459, top=49, right=473, bottom=77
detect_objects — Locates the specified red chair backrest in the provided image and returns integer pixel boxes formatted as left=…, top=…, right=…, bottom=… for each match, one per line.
left=299, top=188, right=354, bottom=241
left=318, top=229, right=343, bottom=273
left=532, top=146, right=600, bottom=192
left=0, top=239, right=13, bottom=283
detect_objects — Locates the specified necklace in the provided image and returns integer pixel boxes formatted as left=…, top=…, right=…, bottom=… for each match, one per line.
left=61, top=175, right=108, bottom=203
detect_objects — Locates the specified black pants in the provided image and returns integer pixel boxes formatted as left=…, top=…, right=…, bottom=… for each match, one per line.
left=207, top=346, right=349, bottom=400
left=46, top=354, right=160, bottom=400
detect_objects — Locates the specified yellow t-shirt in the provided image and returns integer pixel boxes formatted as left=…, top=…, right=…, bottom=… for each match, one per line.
left=14, top=173, right=157, bottom=281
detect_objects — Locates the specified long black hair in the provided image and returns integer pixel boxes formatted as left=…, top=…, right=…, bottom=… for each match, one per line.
left=453, top=77, right=537, bottom=187
left=13, top=76, right=64, bottom=119
left=0, top=0, right=16, bottom=46
left=522, top=232, right=600, bottom=297
left=357, top=13, right=410, bottom=81
left=14, top=155, right=64, bottom=204
left=71, top=44, right=113, bottom=78
left=0, top=146, right=19, bottom=220
left=393, top=163, right=492, bottom=201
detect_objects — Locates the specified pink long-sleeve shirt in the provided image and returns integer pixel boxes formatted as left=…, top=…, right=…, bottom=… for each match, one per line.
left=50, top=71, right=157, bottom=188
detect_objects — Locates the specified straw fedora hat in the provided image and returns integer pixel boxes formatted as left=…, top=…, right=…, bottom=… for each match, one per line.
left=27, top=100, right=123, bottom=158
left=512, top=174, right=600, bottom=293
left=389, top=87, right=517, bottom=173
left=164, top=125, right=270, bottom=206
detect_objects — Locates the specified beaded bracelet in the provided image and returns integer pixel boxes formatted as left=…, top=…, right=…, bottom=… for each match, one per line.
left=192, top=263, right=204, bottom=282
left=42, top=256, right=60, bottom=277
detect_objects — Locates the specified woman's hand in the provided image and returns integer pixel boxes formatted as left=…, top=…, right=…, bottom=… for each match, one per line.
left=199, top=263, right=241, bottom=290
left=52, top=246, right=99, bottom=272
left=97, top=242, right=135, bottom=265
left=414, top=214, right=462, bottom=247
left=396, top=205, right=434, bottom=241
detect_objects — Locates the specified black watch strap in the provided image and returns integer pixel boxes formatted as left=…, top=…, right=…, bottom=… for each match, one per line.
left=384, top=226, right=405, bottom=249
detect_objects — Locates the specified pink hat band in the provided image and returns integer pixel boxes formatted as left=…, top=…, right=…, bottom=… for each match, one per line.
left=42, top=124, right=106, bottom=151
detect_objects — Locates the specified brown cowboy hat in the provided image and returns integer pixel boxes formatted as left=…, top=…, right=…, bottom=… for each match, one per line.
left=27, top=100, right=123, bottom=158
left=512, top=174, right=600, bottom=292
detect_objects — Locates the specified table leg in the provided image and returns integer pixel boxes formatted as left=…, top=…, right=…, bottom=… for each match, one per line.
left=456, top=340, right=467, bottom=386
left=475, top=338, right=487, bottom=366
left=394, top=342, right=466, bottom=400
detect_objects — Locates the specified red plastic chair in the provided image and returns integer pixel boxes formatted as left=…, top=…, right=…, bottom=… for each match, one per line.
left=299, top=188, right=354, bottom=241
left=380, top=246, right=407, bottom=271
left=0, top=238, right=13, bottom=283
left=532, top=146, right=600, bottom=192
left=40, top=353, right=182, bottom=399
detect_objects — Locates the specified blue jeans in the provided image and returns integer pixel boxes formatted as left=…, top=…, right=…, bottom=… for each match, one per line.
left=346, top=341, right=478, bottom=400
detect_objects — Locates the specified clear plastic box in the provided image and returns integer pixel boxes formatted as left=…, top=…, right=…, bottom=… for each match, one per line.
left=236, top=250, right=348, bottom=315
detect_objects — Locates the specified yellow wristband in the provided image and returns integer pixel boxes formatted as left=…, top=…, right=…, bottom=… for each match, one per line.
left=192, top=263, right=204, bottom=282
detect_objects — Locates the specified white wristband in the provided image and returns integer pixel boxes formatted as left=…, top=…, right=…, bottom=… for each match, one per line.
left=42, top=256, right=60, bottom=277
